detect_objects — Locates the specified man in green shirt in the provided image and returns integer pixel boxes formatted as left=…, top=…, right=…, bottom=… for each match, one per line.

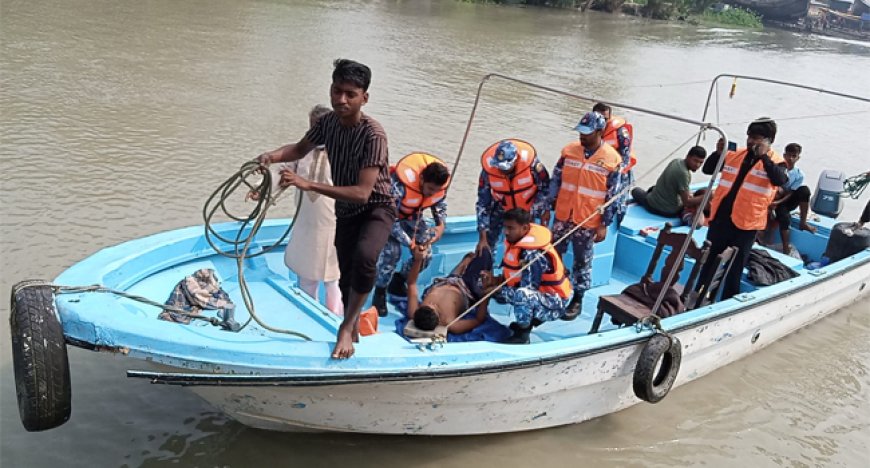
left=632, top=146, right=707, bottom=218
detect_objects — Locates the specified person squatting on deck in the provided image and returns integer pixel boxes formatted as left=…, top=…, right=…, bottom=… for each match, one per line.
left=372, top=153, right=450, bottom=316
left=547, top=111, right=622, bottom=321
left=251, top=104, right=344, bottom=316
left=770, top=142, right=816, bottom=255
left=631, top=146, right=708, bottom=220
left=257, top=59, right=394, bottom=359
left=484, top=209, right=572, bottom=344
left=475, top=139, right=550, bottom=256
left=593, top=103, right=636, bottom=225
left=696, top=118, right=788, bottom=301
left=406, top=247, right=494, bottom=335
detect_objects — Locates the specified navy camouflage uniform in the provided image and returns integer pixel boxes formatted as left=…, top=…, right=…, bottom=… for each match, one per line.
left=496, top=248, right=570, bottom=327
left=476, top=158, right=550, bottom=249
left=610, top=126, right=634, bottom=224
left=548, top=148, right=620, bottom=299
left=375, top=175, right=447, bottom=289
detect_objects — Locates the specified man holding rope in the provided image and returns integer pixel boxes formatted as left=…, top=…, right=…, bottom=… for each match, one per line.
left=257, top=59, right=394, bottom=359
left=546, top=111, right=622, bottom=321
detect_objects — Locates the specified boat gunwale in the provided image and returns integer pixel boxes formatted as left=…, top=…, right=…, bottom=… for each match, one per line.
left=125, top=255, right=870, bottom=386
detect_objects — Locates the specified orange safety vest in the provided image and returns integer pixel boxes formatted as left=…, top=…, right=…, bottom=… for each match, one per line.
left=602, top=116, right=637, bottom=175
left=554, top=141, right=621, bottom=227
left=708, top=148, right=785, bottom=231
left=481, top=139, right=539, bottom=212
left=501, top=224, right=572, bottom=299
left=393, top=152, right=449, bottom=219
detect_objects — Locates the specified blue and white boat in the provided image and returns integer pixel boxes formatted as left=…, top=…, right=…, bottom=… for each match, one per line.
left=9, top=75, right=870, bottom=435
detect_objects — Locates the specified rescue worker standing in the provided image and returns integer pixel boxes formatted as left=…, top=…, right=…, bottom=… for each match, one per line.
left=475, top=139, right=550, bottom=256
left=547, top=112, right=622, bottom=320
left=593, top=103, right=635, bottom=224
left=372, top=153, right=450, bottom=316
left=483, top=209, right=572, bottom=344
left=697, top=118, right=788, bottom=301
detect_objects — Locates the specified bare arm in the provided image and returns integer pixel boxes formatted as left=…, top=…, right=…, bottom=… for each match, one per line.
left=283, top=166, right=380, bottom=205
left=405, top=246, right=427, bottom=319
left=258, top=136, right=316, bottom=164
left=679, top=190, right=704, bottom=208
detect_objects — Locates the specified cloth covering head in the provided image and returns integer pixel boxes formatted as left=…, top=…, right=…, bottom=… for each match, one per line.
left=574, top=111, right=607, bottom=135
left=491, top=140, right=519, bottom=171
left=746, top=117, right=777, bottom=143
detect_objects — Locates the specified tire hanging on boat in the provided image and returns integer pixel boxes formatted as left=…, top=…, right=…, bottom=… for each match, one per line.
left=9, top=281, right=72, bottom=431
left=633, top=332, right=681, bottom=404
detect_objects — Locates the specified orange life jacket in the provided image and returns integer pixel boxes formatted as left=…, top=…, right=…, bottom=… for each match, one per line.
left=602, top=116, right=637, bottom=175
left=393, top=153, right=449, bottom=220
left=707, top=148, right=785, bottom=231
left=481, top=139, right=538, bottom=211
left=501, top=224, right=572, bottom=299
left=554, top=141, right=621, bottom=227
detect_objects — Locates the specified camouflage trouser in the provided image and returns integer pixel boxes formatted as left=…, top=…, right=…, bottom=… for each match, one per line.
left=616, top=170, right=634, bottom=225
left=552, top=221, right=596, bottom=297
left=375, top=218, right=435, bottom=289
left=482, top=213, right=505, bottom=256
left=500, top=286, right=570, bottom=327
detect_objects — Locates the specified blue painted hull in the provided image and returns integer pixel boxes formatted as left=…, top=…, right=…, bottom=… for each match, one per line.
left=54, top=207, right=869, bottom=380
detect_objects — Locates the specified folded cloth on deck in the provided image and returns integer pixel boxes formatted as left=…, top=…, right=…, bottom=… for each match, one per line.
left=620, top=281, right=685, bottom=318
left=160, top=268, right=238, bottom=330
left=747, top=249, right=799, bottom=286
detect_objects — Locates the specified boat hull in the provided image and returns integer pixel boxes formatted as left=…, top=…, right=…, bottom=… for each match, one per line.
left=185, top=260, right=870, bottom=434
left=728, top=0, right=810, bottom=21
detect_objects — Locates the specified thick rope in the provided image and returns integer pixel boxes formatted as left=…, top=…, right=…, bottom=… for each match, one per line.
left=12, top=281, right=224, bottom=327
left=202, top=161, right=312, bottom=340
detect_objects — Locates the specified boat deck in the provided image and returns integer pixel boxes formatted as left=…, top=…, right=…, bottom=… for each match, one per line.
left=116, top=203, right=826, bottom=346
left=52, top=200, right=863, bottom=373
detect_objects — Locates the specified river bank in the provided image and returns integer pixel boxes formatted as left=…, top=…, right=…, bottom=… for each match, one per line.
left=2, top=0, right=869, bottom=466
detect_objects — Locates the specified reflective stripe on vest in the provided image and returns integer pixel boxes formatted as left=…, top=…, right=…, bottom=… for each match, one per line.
left=554, top=141, right=621, bottom=227
left=481, top=139, right=539, bottom=211
left=708, top=148, right=784, bottom=231
left=394, top=152, right=449, bottom=219
left=501, top=224, right=572, bottom=299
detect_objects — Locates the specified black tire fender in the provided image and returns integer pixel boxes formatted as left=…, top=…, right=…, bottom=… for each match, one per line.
left=633, top=333, right=682, bottom=404
left=9, top=281, right=72, bottom=431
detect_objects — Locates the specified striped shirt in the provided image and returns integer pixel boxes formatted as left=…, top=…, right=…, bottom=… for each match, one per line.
left=304, top=112, right=393, bottom=218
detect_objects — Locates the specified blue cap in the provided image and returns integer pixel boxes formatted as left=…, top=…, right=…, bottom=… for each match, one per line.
left=490, top=140, right=518, bottom=171
left=574, top=111, right=607, bottom=135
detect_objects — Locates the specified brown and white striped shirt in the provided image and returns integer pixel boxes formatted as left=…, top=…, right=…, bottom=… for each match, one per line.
left=304, top=112, right=393, bottom=218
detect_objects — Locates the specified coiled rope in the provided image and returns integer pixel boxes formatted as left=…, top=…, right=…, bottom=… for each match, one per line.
left=201, top=160, right=312, bottom=340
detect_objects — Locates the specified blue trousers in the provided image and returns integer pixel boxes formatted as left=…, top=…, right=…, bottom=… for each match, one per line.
left=500, top=286, right=570, bottom=327
left=552, top=220, right=596, bottom=298
left=375, top=218, right=434, bottom=289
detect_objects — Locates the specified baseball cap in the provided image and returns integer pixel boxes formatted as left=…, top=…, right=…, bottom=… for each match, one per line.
left=574, top=111, right=607, bottom=135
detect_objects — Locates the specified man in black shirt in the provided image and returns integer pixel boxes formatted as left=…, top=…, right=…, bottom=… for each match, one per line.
left=257, top=59, right=394, bottom=359
left=697, top=119, right=788, bottom=301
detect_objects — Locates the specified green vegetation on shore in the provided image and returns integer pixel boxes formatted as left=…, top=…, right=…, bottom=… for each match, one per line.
left=458, top=0, right=763, bottom=29
left=697, top=8, right=763, bottom=28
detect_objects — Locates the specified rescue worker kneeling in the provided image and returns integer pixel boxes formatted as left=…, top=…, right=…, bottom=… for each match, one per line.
left=373, top=153, right=450, bottom=316
left=484, top=208, right=573, bottom=344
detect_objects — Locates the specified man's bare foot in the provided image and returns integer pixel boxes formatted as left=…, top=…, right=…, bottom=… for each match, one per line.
left=352, top=320, right=360, bottom=343
left=331, top=325, right=355, bottom=359
left=799, top=222, right=817, bottom=233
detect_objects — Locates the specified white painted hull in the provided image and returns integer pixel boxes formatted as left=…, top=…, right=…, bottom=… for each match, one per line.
left=187, top=261, right=870, bottom=435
